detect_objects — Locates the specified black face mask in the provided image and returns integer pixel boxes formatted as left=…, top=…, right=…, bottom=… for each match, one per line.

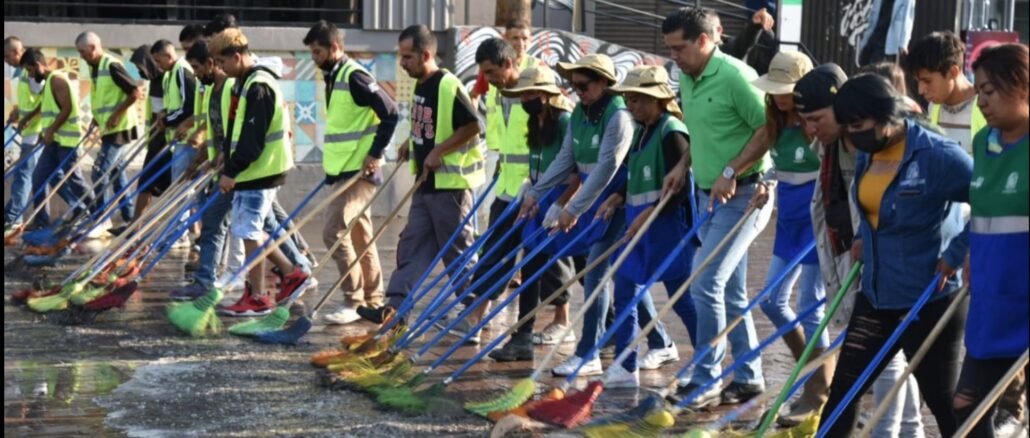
left=849, top=126, right=890, bottom=154
left=199, top=73, right=215, bottom=86
left=522, top=98, right=544, bottom=116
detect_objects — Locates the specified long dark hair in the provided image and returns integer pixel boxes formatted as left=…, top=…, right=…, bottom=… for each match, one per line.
left=527, top=97, right=564, bottom=150
left=764, top=94, right=810, bottom=146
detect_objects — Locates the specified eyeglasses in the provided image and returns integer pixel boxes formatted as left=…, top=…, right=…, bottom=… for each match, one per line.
left=570, top=80, right=592, bottom=93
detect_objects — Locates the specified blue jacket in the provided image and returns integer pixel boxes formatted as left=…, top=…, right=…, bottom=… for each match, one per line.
left=853, top=120, right=973, bottom=309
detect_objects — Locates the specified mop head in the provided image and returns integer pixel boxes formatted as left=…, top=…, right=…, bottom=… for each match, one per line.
left=27, top=282, right=83, bottom=313
left=527, top=381, right=605, bottom=428
left=485, top=388, right=565, bottom=422
left=166, top=288, right=224, bottom=337
left=82, top=280, right=138, bottom=311
left=252, top=315, right=312, bottom=345
left=69, top=283, right=110, bottom=306
left=228, top=306, right=291, bottom=337
left=465, top=378, right=537, bottom=417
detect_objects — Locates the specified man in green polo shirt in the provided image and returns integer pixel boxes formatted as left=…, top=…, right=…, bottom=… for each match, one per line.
left=661, top=6, right=775, bottom=409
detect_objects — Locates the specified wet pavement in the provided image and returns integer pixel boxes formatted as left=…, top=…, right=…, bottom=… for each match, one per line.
left=5, top=210, right=948, bottom=437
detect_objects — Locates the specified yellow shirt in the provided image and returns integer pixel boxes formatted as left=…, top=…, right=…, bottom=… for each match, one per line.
left=858, top=139, right=906, bottom=229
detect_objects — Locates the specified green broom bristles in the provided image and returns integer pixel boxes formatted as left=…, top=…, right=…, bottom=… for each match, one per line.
left=167, top=288, right=224, bottom=337
left=227, top=306, right=289, bottom=336
left=581, top=409, right=675, bottom=438
left=375, top=381, right=447, bottom=414
left=345, top=359, right=415, bottom=390
left=464, top=378, right=537, bottom=417
left=69, top=284, right=109, bottom=306
left=27, top=282, right=83, bottom=313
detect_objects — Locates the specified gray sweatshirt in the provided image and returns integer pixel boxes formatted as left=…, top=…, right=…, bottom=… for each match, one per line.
left=530, top=102, right=634, bottom=217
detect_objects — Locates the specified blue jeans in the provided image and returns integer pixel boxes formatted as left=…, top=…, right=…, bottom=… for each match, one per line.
left=614, top=273, right=698, bottom=372
left=574, top=212, right=628, bottom=358
left=170, top=143, right=197, bottom=184
left=91, top=140, right=134, bottom=222
left=759, top=255, right=829, bottom=348
left=31, top=143, right=92, bottom=228
left=4, top=135, right=40, bottom=224
left=689, top=183, right=772, bottom=386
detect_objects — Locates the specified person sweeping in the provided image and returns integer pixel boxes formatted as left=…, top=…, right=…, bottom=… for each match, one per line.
left=208, top=27, right=311, bottom=317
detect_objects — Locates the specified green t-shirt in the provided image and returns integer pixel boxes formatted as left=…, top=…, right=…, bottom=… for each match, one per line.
left=771, top=126, right=820, bottom=174
left=679, top=49, right=769, bottom=189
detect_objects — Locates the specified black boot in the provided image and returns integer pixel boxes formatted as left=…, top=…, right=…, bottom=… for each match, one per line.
left=489, top=333, right=533, bottom=362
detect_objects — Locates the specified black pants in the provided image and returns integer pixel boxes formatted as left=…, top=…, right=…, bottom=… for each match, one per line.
left=820, top=292, right=967, bottom=437
left=464, top=199, right=522, bottom=303
left=140, top=134, right=171, bottom=197
left=515, top=250, right=575, bottom=338
left=954, top=353, right=1030, bottom=438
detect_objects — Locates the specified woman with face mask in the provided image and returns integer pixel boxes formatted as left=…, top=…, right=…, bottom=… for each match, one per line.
left=818, top=73, right=973, bottom=437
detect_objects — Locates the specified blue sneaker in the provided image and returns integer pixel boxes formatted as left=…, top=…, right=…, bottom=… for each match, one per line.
left=169, top=282, right=209, bottom=301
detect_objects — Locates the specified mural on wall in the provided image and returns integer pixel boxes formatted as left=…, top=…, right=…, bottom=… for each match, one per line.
left=839, top=0, right=875, bottom=67
left=452, top=25, right=679, bottom=103
left=4, top=48, right=402, bottom=164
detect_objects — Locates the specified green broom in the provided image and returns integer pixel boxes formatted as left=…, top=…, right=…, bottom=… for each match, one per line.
left=226, top=306, right=291, bottom=336
left=69, top=283, right=110, bottom=306
left=26, top=281, right=85, bottom=312
left=167, top=288, right=224, bottom=337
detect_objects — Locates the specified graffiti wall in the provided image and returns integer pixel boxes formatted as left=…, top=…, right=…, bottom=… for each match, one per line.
left=4, top=48, right=403, bottom=163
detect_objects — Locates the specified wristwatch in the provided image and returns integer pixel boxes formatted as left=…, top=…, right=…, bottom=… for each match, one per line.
left=721, top=166, right=736, bottom=180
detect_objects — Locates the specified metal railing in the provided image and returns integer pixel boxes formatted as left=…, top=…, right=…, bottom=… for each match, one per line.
left=3, top=0, right=362, bottom=27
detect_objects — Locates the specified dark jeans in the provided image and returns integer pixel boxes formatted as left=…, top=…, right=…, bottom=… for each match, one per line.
left=515, top=249, right=575, bottom=338
left=465, top=199, right=521, bottom=302
left=820, top=292, right=967, bottom=437
left=954, top=353, right=1030, bottom=438
left=31, top=143, right=91, bottom=228
left=141, top=134, right=171, bottom=197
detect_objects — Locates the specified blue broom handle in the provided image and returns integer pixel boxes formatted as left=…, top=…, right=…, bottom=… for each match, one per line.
left=401, top=199, right=526, bottom=340
left=675, top=295, right=827, bottom=409
left=815, top=273, right=943, bottom=437
left=425, top=220, right=602, bottom=372
left=379, top=178, right=500, bottom=334
left=14, top=139, right=83, bottom=220
left=674, top=240, right=818, bottom=382
left=565, top=208, right=717, bottom=385
left=4, top=125, right=19, bottom=149
left=68, top=129, right=154, bottom=215
left=399, top=225, right=549, bottom=351
left=137, top=191, right=222, bottom=279
left=4, top=140, right=44, bottom=179
left=220, top=180, right=327, bottom=287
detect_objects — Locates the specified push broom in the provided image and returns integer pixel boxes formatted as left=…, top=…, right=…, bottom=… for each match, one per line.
left=813, top=273, right=944, bottom=437
left=166, top=173, right=366, bottom=337
left=227, top=163, right=406, bottom=337
left=523, top=206, right=758, bottom=428
left=4, top=136, right=49, bottom=178
left=857, top=285, right=971, bottom=438
left=364, top=220, right=602, bottom=413
left=754, top=260, right=862, bottom=436
left=953, top=349, right=1029, bottom=438
left=5, top=137, right=94, bottom=243
left=248, top=172, right=427, bottom=344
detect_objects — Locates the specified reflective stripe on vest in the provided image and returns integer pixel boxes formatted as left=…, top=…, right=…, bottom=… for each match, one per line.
left=971, top=216, right=1030, bottom=234
left=626, top=113, right=685, bottom=207
left=485, top=55, right=539, bottom=151
left=490, top=85, right=531, bottom=199
left=408, top=70, right=486, bottom=189
left=17, top=70, right=43, bottom=135
left=323, top=59, right=380, bottom=177
left=40, top=70, right=82, bottom=148
left=228, top=70, right=293, bottom=183
left=91, top=53, right=133, bottom=136
left=162, top=58, right=193, bottom=142
left=775, top=170, right=819, bottom=185
left=571, top=95, right=626, bottom=175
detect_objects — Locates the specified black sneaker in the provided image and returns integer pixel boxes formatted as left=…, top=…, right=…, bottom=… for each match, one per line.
left=666, top=382, right=721, bottom=411
left=356, top=304, right=395, bottom=324
left=720, top=381, right=765, bottom=405
left=489, top=335, right=533, bottom=362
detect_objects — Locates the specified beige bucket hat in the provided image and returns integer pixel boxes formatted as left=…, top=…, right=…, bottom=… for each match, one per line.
left=751, top=51, right=814, bottom=95
left=501, top=65, right=575, bottom=112
left=555, top=53, right=617, bottom=83
left=611, top=65, right=682, bottom=119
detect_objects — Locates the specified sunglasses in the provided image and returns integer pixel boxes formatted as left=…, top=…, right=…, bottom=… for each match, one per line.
left=570, top=80, right=592, bottom=92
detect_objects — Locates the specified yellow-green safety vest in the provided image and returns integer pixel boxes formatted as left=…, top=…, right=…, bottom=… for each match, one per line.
left=202, top=78, right=235, bottom=161
left=409, top=70, right=486, bottom=190
left=16, top=69, right=43, bottom=136
left=40, top=70, right=82, bottom=148
left=484, top=55, right=539, bottom=151
left=91, top=53, right=134, bottom=136
left=162, top=57, right=194, bottom=143
left=930, top=98, right=987, bottom=143
left=228, top=70, right=293, bottom=183
left=484, top=80, right=531, bottom=201
left=323, top=59, right=380, bottom=177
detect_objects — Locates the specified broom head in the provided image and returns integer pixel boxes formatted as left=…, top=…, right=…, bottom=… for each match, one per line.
left=465, top=378, right=537, bottom=417
left=22, top=254, right=59, bottom=267
left=228, top=306, right=291, bottom=337
left=11, top=285, right=60, bottom=305
left=27, top=281, right=83, bottom=313
left=20, top=226, right=57, bottom=247
left=252, top=315, right=312, bottom=345
left=311, top=348, right=352, bottom=368
left=70, top=283, right=111, bottom=305
left=339, top=333, right=374, bottom=347
left=167, top=288, right=224, bottom=337
left=585, top=393, right=666, bottom=428
left=485, top=387, right=565, bottom=422
left=82, top=280, right=138, bottom=311
left=528, top=380, right=605, bottom=428
left=4, top=224, right=24, bottom=245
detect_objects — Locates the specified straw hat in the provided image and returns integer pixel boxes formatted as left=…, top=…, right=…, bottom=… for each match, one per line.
left=502, top=66, right=575, bottom=113
left=611, top=65, right=682, bottom=119
left=555, top=54, right=617, bottom=83
left=751, top=51, right=814, bottom=95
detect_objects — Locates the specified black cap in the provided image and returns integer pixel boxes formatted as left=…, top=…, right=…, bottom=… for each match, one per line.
left=794, top=63, right=848, bottom=113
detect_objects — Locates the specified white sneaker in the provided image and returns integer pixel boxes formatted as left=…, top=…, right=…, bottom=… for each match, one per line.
left=638, top=346, right=680, bottom=370
left=532, top=322, right=577, bottom=345
left=551, top=355, right=602, bottom=377
left=323, top=305, right=361, bottom=325
left=603, top=365, right=639, bottom=388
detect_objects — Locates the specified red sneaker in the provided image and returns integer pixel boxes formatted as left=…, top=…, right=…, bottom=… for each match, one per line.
left=275, top=267, right=311, bottom=305
left=218, top=283, right=275, bottom=316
